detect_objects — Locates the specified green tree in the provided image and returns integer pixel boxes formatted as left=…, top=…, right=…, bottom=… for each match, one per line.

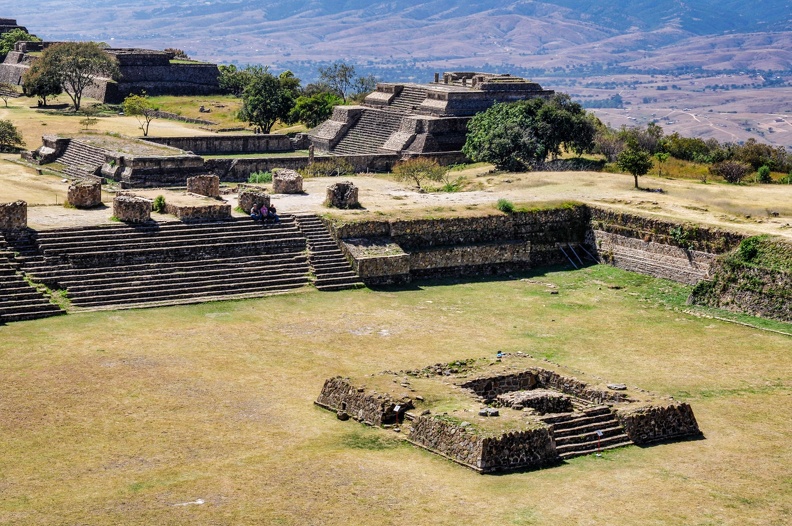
left=288, top=92, right=342, bottom=128
left=0, top=82, right=16, bottom=107
left=34, top=42, right=119, bottom=111
left=319, top=61, right=357, bottom=103
left=218, top=64, right=253, bottom=96
left=463, top=99, right=549, bottom=171
left=655, top=152, right=670, bottom=176
left=617, top=146, right=653, bottom=188
left=22, top=58, right=62, bottom=106
left=756, top=165, right=772, bottom=184
left=0, top=119, right=24, bottom=151
left=237, top=67, right=299, bottom=133
left=0, top=28, right=41, bottom=55
left=537, top=93, right=597, bottom=159
left=392, top=157, right=446, bottom=191
left=122, top=92, right=159, bottom=136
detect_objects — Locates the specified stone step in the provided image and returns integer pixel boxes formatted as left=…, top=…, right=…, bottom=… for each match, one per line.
left=559, top=440, right=634, bottom=460
left=315, top=281, right=365, bottom=291
left=0, top=307, right=64, bottom=324
left=554, top=424, right=626, bottom=445
left=554, top=418, right=624, bottom=438
left=551, top=412, right=616, bottom=432
left=556, top=432, right=632, bottom=454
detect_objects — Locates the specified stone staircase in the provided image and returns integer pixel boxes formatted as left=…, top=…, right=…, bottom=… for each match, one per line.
left=0, top=233, right=64, bottom=324
left=56, top=139, right=108, bottom=182
left=543, top=406, right=633, bottom=460
left=387, top=86, right=427, bottom=114
left=330, top=110, right=404, bottom=155
left=17, top=217, right=314, bottom=310
left=294, top=214, right=364, bottom=291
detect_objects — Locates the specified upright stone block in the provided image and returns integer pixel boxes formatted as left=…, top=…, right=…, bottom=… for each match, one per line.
left=238, top=188, right=270, bottom=214
left=0, top=200, right=27, bottom=230
left=272, top=168, right=304, bottom=194
left=325, top=181, right=359, bottom=209
left=186, top=174, right=220, bottom=197
left=67, top=181, right=102, bottom=209
left=113, top=195, right=151, bottom=223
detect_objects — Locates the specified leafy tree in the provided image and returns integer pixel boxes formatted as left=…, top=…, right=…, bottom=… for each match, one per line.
left=288, top=92, right=342, bottom=128
left=319, top=61, right=356, bottom=103
left=0, top=28, right=41, bottom=55
left=122, top=92, right=159, bottom=136
left=350, top=74, right=377, bottom=102
left=617, top=146, right=653, bottom=188
left=392, top=157, right=446, bottom=191
left=0, top=82, right=16, bottom=107
left=537, top=93, right=597, bottom=159
left=463, top=99, right=549, bottom=171
left=237, top=67, right=299, bottom=133
left=618, top=122, right=664, bottom=154
left=0, top=119, right=24, bottom=151
left=710, top=160, right=751, bottom=184
left=22, top=58, right=62, bottom=106
left=756, top=165, right=772, bottom=184
left=218, top=64, right=253, bottom=96
left=655, top=152, right=670, bottom=176
left=594, top=128, right=625, bottom=162
left=34, top=42, right=119, bottom=111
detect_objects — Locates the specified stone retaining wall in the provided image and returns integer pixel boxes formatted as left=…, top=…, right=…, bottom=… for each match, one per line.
left=113, top=195, right=151, bottom=223
left=615, top=403, right=701, bottom=445
left=315, top=377, right=412, bottom=426
left=0, top=200, right=26, bottom=230
left=67, top=181, right=102, bottom=208
left=163, top=202, right=231, bottom=222
left=205, top=153, right=400, bottom=182
left=144, top=135, right=295, bottom=155
left=408, top=416, right=485, bottom=469
left=341, top=237, right=411, bottom=284
left=102, top=153, right=207, bottom=188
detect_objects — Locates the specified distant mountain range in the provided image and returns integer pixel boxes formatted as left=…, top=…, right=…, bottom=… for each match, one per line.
left=8, top=1, right=792, bottom=78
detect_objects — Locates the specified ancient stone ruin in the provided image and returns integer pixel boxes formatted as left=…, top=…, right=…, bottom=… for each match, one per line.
left=317, top=354, right=702, bottom=473
left=0, top=200, right=26, bottom=230
left=309, top=72, right=554, bottom=156
left=67, top=181, right=102, bottom=208
left=325, top=181, right=359, bottom=209
left=186, top=175, right=220, bottom=198
left=112, top=195, right=151, bottom=223
left=272, top=169, right=304, bottom=194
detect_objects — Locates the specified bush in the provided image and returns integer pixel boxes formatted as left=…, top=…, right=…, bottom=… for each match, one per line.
left=757, top=165, right=772, bottom=184
left=152, top=195, right=166, bottom=213
left=248, top=171, right=273, bottom=183
left=780, top=171, right=792, bottom=184
left=709, top=161, right=751, bottom=184
left=496, top=198, right=515, bottom=214
left=300, top=158, right=354, bottom=177
left=0, top=119, right=24, bottom=151
left=737, top=237, right=762, bottom=262
left=391, top=158, right=446, bottom=190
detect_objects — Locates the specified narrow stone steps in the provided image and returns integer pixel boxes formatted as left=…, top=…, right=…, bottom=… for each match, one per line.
left=559, top=440, right=634, bottom=460
left=294, top=214, right=364, bottom=291
left=548, top=406, right=633, bottom=460
left=331, top=110, right=403, bottom=155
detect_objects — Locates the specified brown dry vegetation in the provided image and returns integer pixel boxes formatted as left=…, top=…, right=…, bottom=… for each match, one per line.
left=0, top=266, right=790, bottom=525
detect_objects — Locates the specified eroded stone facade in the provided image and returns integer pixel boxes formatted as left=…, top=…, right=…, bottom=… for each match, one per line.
left=186, top=175, right=220, bottom=198
left=113, top=195, right=151, bottom=223
left=0, top=200, right=26, bottom=230
left=272, top=169, right=303, bottom=194
left=67, top=181, right=102, bottom=208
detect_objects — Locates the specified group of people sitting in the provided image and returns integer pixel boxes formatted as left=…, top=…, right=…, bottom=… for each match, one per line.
left=250, top=203, right=280, bottom=223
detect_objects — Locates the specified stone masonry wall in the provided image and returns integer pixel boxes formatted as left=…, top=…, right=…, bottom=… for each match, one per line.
left=238, top=189, right=270, bottom=214
left=163, top=203, right=231, bottom=222
left=205, top=153, right=400, bottom=182
left=113, top=195, right=151, bottom=223
left=144, top=135, right=294, bottom=155
left=67, top=181, right=102, bottom=208
left=479, top=427, right=557, bottom=472
left=408, top=416, right=484, bottom=469
left=0, top=201, right=26, bottom=230
left=316, top=377, right=410, bottom=426
left=615, top=403, right=701, bottom=445
left=186, top=175, right=220, bottom=197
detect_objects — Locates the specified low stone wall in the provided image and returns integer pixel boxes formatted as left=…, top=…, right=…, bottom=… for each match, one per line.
left=408, top=416, right=558, bottom=473
left=67, top=181, right=102, bottom=208
left=495, top=389, right=573, bottom=414
left=102, top=153, right=207, bottom=188
left=238, top=189, right=270, bottom=214
left=615, top=403, right=701, bottom=445
left=272, top=169, right=303, bottom=194
left=205, top=153, right=400, bottom=182
left=186, top=175, right=220, bottom=197
left=163, top=202, right=231, bottom=222
left=341, top=237, right=411, bottom=284
left=532, top=368, right=628, bottom=404
left=144, top=134, right=294, bottom=155
left=409, top=241, right=531, bottom=276
left=113, top=195, right=151, bottom=223
left=315, top=377, right=412, bottom=426
left=461, top=371, right=538, bottom=400
left=0, top=200, right=26, bottom=230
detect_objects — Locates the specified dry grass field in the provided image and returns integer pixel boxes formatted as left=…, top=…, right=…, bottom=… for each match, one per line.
left=1, top=266, right=790, bottom=525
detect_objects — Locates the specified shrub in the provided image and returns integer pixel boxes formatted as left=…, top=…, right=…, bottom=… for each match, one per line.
left=709, top=160, right=751, bottom=184
left=756, top=165, right=772, bottom=184
left=152, top=195, right=166, bottom=213
left=780, top=171, right=792, bottom=184
left=300, top=158, right=354, bottom=177
left=496, top=198, right=515, bottom=214
left=392, top=158, right=446, bottom=190
left=248, top=171, right=273, bottom=183
left=737, top=237, right=762, bottom=262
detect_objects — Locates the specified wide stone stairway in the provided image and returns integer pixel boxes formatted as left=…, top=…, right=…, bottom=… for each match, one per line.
left=330, top=110, right=404, bottom=155
left=294, top=214, right=364, bottom=291
left=0, top=233, right=64, bottom=324
left=387, top=86, right=428, bottom=114
left=544, top=405, right=633, bottom=460
left=57, top=140, right=108, bottom=182
left=15, top=217, right=315, bottom=310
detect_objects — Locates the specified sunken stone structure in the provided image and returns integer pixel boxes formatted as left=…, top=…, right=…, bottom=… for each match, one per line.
left=186, top=175, right=220, bottom=198
left=325, top=181, right=359, bottom=209
left=0, top=200, right=26, bottom=230
left=317, top=354, right=702, bottom=473
left=309, top=72, right=553, bottom=156
left=113, top=195, right=151, bottom=223
left=272, top=169, right=304, bottom=194
left=67, top=181, right=102, bottom=208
